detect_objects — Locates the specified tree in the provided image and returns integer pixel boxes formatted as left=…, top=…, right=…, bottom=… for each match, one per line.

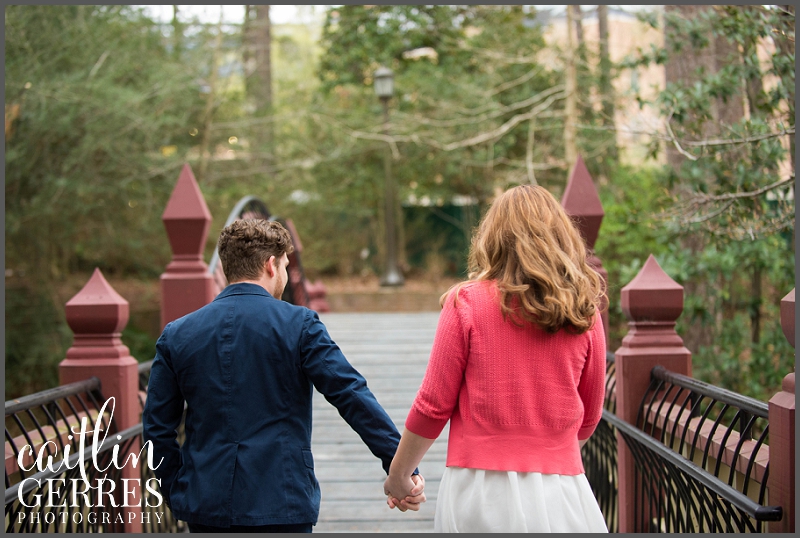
left=307, top=6, right=568, bottom=275
left=626, top=5, right=794, bottom=238
left=616, top=5, right=795, bottom=399
left=596, top=5, right=618, bottom=166
left=4, top=5, right=210, bottom=395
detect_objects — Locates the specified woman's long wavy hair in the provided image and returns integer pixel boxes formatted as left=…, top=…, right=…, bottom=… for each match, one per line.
left=442, top=185, right=604, bottom=334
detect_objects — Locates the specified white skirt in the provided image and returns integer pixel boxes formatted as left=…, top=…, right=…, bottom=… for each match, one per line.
left=434, top=466, right=608, bottom=533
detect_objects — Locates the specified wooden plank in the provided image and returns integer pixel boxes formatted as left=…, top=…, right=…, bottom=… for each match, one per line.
left=311, top=312, right=445, bottom=533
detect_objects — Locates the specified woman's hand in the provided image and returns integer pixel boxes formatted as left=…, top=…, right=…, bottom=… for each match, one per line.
left=385, top=473, right=426, bottom=512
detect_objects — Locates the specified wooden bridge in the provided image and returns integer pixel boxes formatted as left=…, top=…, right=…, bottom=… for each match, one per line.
left=5, top=162, right=795, bottom=533
left=311, top=312, right=445, bottom=533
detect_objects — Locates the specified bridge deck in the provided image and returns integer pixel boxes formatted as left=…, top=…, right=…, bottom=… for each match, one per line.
left=312, top=312, right=446, bottom=533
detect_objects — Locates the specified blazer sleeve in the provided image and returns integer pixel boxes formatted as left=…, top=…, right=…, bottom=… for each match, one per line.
left=299, top=309, right=402, bottom=475
left=405, top=288, right=469, bottom=439
left=141, top=326, right=185, bottom=505
left=577, top=314, right=607, bottom=440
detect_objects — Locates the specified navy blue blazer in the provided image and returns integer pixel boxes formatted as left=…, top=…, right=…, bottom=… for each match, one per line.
left=142, top=283, right=403, bottom=527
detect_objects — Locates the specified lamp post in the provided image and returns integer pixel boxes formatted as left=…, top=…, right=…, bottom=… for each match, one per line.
left=374, top=66, right=404, bottom=286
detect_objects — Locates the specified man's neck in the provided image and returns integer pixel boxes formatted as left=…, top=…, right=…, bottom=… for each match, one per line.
left=231, top=277, right=275, bottom=296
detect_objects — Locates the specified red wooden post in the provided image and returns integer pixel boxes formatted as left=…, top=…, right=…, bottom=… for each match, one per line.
left=614, top=254, right=692, bottom=532
left=768, top=288, right=795, bottom=532
left=561, top=154, right=609, bottom=341
left=58, top=268, right=142, bottom=532
left=160, top=163, right=215, bottom=329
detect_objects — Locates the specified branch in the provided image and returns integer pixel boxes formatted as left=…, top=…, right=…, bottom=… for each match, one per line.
left=575, top=123, right=795, bottom=149
left=487, top=65, right=545, bottom=97
left=309, top=113, right=408, bottom=159
left=708, top=212, right=795, bottom=241
left=659, top=175, right=795, bottom=226
left=664, top=113, right=698, bottom=161
left=526, top=118, right=537, bottom=185
left=400, top=84, right=565, bottom=123
left=693, top=175, right=795, bottom=203
left=686, top=200, right=735, bottom=223
left=425, top=91, right=566, bottom=151
left=681, top=127, right=795, bottom=148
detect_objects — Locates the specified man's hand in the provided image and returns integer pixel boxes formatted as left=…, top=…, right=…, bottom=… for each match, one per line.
left=385, top=473, right=426, bottom=512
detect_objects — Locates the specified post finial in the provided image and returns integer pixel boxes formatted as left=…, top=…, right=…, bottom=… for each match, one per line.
left=162, top=163, right=212, bottom=260
left=65, top=267, right=129, bottom=336
left=621, top=254, right=684, bottom=323
left=561, top=154, right=604, bottom=249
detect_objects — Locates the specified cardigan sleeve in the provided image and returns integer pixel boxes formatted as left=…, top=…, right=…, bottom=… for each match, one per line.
left=405, top=288, right=470, bottom=439
left=577, top=314, right=607, bottom=440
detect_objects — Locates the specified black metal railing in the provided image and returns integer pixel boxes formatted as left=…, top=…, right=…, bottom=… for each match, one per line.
left=6, top=423, right=141, bottom=532
left=582, top=351, right=618, bottom=532
left=6, top=371, right=188, bottom=533
left=607, top=409, right=781, bottom=532
left=637, top=366, right=771, bottom=510
left=5, top=378, right=109, bottom=491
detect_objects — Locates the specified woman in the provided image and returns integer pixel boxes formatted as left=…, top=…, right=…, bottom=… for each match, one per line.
left=384, top=185, right=608, bottom=532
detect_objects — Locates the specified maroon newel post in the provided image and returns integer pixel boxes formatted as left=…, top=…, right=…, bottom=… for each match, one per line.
left=160, top=163, right=215, bottom=329
left=58, top=268, right=142, bottom=533
left=768, top=288, right=795, bottom=533
left=561, top=155, right=609, bottom=341
left=614, top=255, right=692, bottom=533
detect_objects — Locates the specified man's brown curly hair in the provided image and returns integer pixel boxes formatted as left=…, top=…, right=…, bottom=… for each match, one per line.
left=217, top=219, right=294, bottom=283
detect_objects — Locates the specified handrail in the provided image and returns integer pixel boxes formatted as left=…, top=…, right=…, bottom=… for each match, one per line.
left=651, top=365, right=768, bottom=418
left=5, top=377, right=101, bottom=415
left=604, top=409, right=782, bottom=523
left=4, top=423, right=143, bottom=506
left=138, top=360, right=154, bottom=376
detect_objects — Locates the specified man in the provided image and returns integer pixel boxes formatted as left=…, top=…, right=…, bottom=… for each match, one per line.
left=143, top=219, right=424, bottom=533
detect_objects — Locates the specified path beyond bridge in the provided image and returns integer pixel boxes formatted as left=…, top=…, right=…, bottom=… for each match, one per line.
left=312, top=312, right=446, bottom=533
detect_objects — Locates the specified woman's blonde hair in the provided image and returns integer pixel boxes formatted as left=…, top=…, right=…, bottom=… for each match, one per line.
left=442, top=185, right=604, bottom=334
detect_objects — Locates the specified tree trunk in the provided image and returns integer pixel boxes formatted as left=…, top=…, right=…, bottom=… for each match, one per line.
left=775, top=5, right=795, bottom=170
left=171, top=6, right=182, bottom=60
left=570, top=5, right=593, bottom=129
left=664, top=6, right=744, bottom=169
left=750, top=264, right=762, bottom=344
left=243, top=5, right=252, bottom=91
left=571, top=5, right=584, bottom=47
left=254, top=4, right=274, bottom=158
left=597, top=4, right=618, bottom=164
left=564, top=5, right=578, bottom=167
left=741, top=7, right=766, bottom=119
left=198, top=12, right=223, bottom=185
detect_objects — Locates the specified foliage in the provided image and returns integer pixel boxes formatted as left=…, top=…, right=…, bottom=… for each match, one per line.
left=660, top=235, right=794, bottom=401
left=4, top=284, right=71, bottom=399
left=594, top=165, right=674, bottom=348
left=606, top=5, right=796, bottom=400
left=5, top=6, right=210, bottom=282
left=303, top=6, right=570, bottom=275
left=622, top=5, right=795, bottom=238
left=595, top=161, right=794, bottom=401
left=5, top=5, right=211, bottom=393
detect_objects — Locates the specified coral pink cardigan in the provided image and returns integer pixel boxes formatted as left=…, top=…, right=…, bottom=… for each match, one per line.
left=405, top=280, right=606, bottom=475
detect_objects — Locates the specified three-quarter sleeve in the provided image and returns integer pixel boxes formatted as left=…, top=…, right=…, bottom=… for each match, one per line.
left=577, top=314, right=607, bottom=440
left=405, top=288, right=470, bottom=439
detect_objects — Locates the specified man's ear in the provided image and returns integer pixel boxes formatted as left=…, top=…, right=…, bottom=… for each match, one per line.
left=265, top=255, right=276, bottom=278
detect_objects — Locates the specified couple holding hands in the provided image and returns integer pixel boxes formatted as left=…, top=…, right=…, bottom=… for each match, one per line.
left=143, top=185, right=608, bottom=533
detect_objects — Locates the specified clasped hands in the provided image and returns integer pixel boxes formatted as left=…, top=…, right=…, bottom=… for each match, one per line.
left=383, top=473, right=426, bottom=512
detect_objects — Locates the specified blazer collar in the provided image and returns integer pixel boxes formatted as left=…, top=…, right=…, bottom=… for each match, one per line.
left=214, top=282, right=274, bottom=301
